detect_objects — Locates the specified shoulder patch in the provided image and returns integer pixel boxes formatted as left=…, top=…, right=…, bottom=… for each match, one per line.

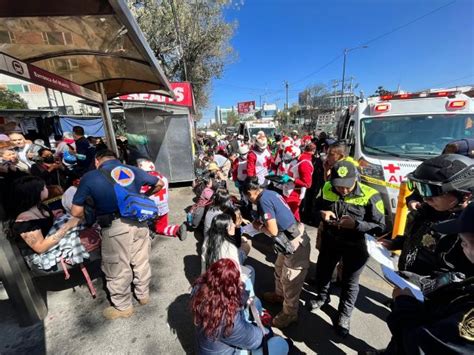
left=376, top=199, right=385, bottom=214
left=459, top=308, right=474, bottom=341
left=110, top=166, right=135, bottom=187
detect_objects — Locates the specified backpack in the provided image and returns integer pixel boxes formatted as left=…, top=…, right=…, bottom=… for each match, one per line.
left=100, top=166, right=158, bottom=222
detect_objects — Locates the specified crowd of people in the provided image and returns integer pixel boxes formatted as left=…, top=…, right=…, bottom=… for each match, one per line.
left=1, top=124, right=473, bottom=354
left=190, top=130, right=473, bottom=354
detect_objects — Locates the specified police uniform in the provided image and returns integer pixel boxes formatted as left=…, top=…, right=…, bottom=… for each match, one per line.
left=73, top=159, right=159, bottom=311
left=313, top=161, right=385, bottom=325
left=257, top=189, right=311, bottom=318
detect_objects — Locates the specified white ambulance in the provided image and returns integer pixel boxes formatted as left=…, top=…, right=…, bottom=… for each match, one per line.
left=337, top=86, right=474, bottom=224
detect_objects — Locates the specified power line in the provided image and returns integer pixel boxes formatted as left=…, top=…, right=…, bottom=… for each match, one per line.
left=361, top=0, right=457, bottom=46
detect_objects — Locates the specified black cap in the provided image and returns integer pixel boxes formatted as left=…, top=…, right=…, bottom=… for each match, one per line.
left=331, top=160, right=357, bottom=188
left=434, top=203, right=474, bottom=234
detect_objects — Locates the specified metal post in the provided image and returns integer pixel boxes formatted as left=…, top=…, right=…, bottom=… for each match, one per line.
left=340, top=49, right=347, bottom=109
left=285, top=81, right=289, bottom=111
left=98, top=82, right=119, bottom=156
left=45, top=87, right=53, bottom=109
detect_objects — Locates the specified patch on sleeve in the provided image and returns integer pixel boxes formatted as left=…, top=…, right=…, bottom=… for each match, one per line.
left=111, top=166, right=135, bottom=187
left=459, top=308, right=474, bottom=341
left=263, top=212, right=273, bottom=220
left=375, top=199, right=385, bottom=214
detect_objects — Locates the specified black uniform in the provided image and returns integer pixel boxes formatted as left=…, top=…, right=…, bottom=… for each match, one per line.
left=392, top=203, right=472, bottom=277
left=315, top=180, right=385, bottom=318
left=386, top=276, right=474, bottom=355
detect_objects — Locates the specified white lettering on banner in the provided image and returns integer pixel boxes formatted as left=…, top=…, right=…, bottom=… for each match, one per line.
left=173, top=87, right=184, bottom=102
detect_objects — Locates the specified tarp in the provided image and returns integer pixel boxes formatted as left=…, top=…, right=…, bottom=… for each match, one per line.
left=59, top=116, right=105, bottom=137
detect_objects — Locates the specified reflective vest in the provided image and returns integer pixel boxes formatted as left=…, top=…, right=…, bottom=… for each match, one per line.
left=236, top=157, right=248, bottom=181
left=141, top=171, right=169, bottom=216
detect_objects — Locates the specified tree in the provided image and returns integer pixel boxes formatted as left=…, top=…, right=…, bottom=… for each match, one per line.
left=298, top=83, right=331, bottom=110
left=0, top=89, right=28, bottom=109
left=372, top=86, right=391, bottom=97
left=128, top=0, right=237, bottom=113
left=225, top=110, right=239, bottom=127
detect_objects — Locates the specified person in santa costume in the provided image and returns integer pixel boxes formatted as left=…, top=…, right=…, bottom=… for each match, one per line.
left=247, top=131, right=272, bottom=187
left=137, top=159, right=187, bottom=241
left=280, top=144, right=314, bottom=221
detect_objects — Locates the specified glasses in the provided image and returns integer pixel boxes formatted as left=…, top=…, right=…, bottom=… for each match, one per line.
left=407, top=179, right=444, bottom=198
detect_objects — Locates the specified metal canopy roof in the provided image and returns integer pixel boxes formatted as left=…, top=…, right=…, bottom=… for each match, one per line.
left=0, top=0, right=174, bottom=101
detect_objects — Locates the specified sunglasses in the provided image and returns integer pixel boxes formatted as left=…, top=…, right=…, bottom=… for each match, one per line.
left=407, top=179, right=445, bottom=198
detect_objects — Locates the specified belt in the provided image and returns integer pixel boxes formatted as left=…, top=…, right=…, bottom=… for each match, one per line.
left=96, top=212, right=121, bottom=228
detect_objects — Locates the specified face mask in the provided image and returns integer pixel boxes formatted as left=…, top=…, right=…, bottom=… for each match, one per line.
left=43, top=155, right=55, bottom=164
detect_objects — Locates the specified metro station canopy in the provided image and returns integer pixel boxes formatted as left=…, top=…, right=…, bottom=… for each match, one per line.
left=0, top=0, right=174, bottom=101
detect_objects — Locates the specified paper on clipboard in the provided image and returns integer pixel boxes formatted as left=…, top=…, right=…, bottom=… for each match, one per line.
left=241, top=224, right=261, bottom=237
left=381, top=265, right=424, bottom=302
left=365, top=234, right=395, bottom=269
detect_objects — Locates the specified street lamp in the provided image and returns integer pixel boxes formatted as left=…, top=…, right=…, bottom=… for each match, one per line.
left=340, top=45, right=368, bottom=108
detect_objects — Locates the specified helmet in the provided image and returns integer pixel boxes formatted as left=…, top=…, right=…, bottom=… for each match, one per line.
left=62, top=150, right=77, bottom=167
left=407, top=154, right=474, bottom=197
left=280, top=136, right=294, bottom=149
left=137, top=158, right=156, bottom=172
left=282, top=145, right=301, bottom=161
left=238, top=143, right=250, bottom=155
left=255, top=133, right=267, bottom=150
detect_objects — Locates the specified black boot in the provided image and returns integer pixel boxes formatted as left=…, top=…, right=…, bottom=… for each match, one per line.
left=336, top=314, right=350, bottom=337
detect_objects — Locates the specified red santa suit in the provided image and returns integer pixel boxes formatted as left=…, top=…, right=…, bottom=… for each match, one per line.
left=141, top=171, right=180, bottom=237
left=282, top=151, right=314, bottom=221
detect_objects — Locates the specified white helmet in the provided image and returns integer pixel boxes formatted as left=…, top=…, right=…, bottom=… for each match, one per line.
left=280, top=136, right=294, bottom=149
left=137, top=158, right=156, bottom=172
left=238, top=143, right=250, bottom=155
left=282, top=145, right=301, bottom=161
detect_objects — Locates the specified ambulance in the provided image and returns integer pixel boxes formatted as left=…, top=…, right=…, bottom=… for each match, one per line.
left=337, top=86, right=474, bottom=225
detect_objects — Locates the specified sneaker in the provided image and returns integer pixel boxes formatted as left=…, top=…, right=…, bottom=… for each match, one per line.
left=102, top=306, right=134, bottom=320
left=138, top=297, right=150, bottom=306
left=272, top=311, right=298, bottom=329
left=306, top=296, right=330, bottom=311
left=263, top=292, right=284, bottom=304
left=178, top=223, right=188, bottom=241
left=336, top=315, right=350, bottom=337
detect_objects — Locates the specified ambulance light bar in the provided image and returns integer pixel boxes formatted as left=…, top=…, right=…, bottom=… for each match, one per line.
left=446, top=100, right=467, bottom=110
left=380, top=90, right=458, bottom=101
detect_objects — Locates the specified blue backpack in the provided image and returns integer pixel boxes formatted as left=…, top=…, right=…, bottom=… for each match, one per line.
left=100, top=166, right=158, bottom=222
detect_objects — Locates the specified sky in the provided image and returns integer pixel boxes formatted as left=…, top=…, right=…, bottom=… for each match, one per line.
left=202, top=0, right=474, bottom=123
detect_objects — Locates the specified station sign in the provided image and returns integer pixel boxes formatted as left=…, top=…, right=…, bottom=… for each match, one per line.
left=119, top=82, right=194, bottom=108
left=0, top=52, right=102, bottom=103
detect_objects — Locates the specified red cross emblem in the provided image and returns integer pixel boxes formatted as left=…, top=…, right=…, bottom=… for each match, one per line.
left=384, top=164, right=400, bottom=174
left=155, top=187, right=167, bottom=202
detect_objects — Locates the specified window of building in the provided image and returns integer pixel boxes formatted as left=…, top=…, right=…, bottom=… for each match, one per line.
left=41, top=31, right=74, bottom=45
left=0, top=31, right=16, bottom=44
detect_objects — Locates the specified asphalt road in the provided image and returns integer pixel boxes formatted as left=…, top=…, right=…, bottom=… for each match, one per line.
left=0, top=185, right=393, bottom=354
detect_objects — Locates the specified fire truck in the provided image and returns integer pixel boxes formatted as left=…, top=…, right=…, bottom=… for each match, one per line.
left=337, top=86, right=474, bottom=224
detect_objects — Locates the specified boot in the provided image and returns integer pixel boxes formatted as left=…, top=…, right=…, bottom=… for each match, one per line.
left=272, top=311, right=298, bottom=329
left=336, top=314, right=351, bottom=337
left=138, top=297, right=150, bottom=306
left=103, top=306, right=134, bottom=320
left=178, top=223, right=188, bottom=241
left=306, top=295, right=330, bottom=311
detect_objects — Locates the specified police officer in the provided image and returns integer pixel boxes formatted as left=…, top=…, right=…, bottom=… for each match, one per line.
left=382, top=154, right=474, bottom=277
left=307, top=160, right=385, bottom=337
left=71, top=149, right=164, bottom=320
left=378, top=203, right=474, bottom=355
left=243, top=176, right=311, bottom=329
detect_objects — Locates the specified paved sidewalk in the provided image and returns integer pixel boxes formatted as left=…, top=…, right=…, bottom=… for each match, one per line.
left=0, top=186, right=393, bottom=354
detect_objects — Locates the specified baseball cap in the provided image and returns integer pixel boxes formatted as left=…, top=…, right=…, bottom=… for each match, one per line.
left=331, top=160, right=357, bottom=188
left=434, top=203, right=474, bottom=234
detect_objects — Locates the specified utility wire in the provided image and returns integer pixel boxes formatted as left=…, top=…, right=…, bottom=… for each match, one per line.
left=361, top=0, right=457, bottom=46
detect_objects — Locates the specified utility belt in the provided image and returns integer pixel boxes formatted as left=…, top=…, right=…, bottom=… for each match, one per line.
left=274, top=223, right=305, bottom=255
left=96, top=212, right=121, bottom=228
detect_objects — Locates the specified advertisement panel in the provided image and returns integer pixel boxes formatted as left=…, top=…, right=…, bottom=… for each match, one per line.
left=237, top=100, right=256, bottom=114
left=119, top=82, right=194, bottom=108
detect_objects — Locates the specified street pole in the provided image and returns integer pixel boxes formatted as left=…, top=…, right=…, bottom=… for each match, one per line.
left=340, top=49, right=347, bottom=109
left=98, top=82, right=119, bottom=156
left=285, top=81, right=289, bottom=111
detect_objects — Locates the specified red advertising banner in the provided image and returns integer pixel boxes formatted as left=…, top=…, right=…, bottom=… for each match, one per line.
left=119, top=82, right=194, bottom=108
left=237, top=101, right=256, bottom=114
left=0, top=52, right=102, bottom=103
